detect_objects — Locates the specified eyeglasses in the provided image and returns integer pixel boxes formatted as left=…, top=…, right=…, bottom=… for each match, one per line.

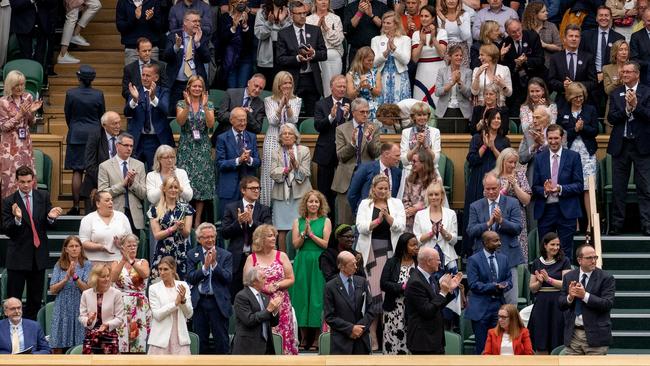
left=118, top=143, right=133, bottom=148
left=292, top=11, right=308, bottom=16
left=356, top=110, right=370, bottom=114
left=246, top=186, right=261, bottom=191
left=580, top=255, right=599, bottom=261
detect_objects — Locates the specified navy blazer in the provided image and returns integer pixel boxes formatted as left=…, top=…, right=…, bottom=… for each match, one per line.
left=215, top=130, right=260, bottom=200
left=557, top=103, right=599, bottom=156
left=532, top=148, right=584, bottom=220
left=9, top=0, right=55, bottom=35
left=162, top=31, right=211, bottom=84
left=0, top=318, right=51, bottom=354
left=501, top=30, right=546, bottom=86
left=313, top=96, right=352, bottom=167
left=185, top=245, right=233, bottom=319
left=64, top=86, right=106, bottom=145
left=221, top=200, right=272, bottom=275
left=548, top=50, right=597, bottom=102
left=347, top=160, right=402, bottom=214
left=466, top=196, right=524, bottom=268
left=629, top=28, right=650, bottom=85
left=579, top=28, right=624, bottom=71
left=121, top=59, right=170, bottom=100
left=275, top=24, right=328, bottom=97
left=124, top=86, right=174, bottom=150
left=558, top=268, right=615, bottom=347
left=607, top=83, right=650, bottom=157
left=464, top=250, right=512, bottom=322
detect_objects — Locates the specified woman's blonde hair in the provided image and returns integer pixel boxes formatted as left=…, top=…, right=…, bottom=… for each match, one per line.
left=424, top=180, right=446, bottom=206
left=409, top=101, right=431, bottom=119
left=565, top=81, right=588, bottom=102
left=479, top=43, right=500, bottom=64
left=368, top=174, right=390, bottom=203
left=88, top=264, right=111, bottom=290
left=152, top=144, right=176, bottom=173
left=3, top=70, right=26, bottom=97
left=610, top=39, right=629, bottom=64
left=349, top=46, right=375, bottom=75
left=492, top=147, right=518, bottom=177
left=272, top=71, right=295, bottom=100
left=185, top=75, right=205, bottom=93
left=381, top=11, right=405, bottom=37
left=156, top=175, right=183, bottom=222
left=158, top=256, right=180, bottom=280
left=252, top=224, right=278, bottom=253
left=298, top=190, right=330, bottom=218
left=479, top=20, right=500, bottom=44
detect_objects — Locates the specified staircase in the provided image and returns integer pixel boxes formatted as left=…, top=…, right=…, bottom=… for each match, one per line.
left=45, top=0, right=125, bottom=201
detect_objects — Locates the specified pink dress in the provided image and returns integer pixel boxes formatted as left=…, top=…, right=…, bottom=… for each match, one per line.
left=0, top=94, right=36, bottom=199
left=252, top=251, right=298, bottom=355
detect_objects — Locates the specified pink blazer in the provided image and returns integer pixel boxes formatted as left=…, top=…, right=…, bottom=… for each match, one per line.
left=79, top=287, right=125, bottom=331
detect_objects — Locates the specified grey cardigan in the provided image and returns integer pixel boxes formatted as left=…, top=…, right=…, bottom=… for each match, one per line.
left=434, top=65, right=474, bottom=119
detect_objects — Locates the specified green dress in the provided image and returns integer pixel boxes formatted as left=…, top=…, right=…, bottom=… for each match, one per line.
left=176, top=100, right=214, bottom=201
left=290, top=216, right=327, bottom=328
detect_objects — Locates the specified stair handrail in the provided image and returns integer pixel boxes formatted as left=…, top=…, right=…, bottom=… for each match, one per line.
left=588, top=175, right=602, bottom=268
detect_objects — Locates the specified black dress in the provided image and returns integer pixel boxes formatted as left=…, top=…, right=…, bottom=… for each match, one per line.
left=527, top=256, right=572, bottom=352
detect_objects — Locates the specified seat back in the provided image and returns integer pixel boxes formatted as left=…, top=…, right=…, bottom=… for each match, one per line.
left=285, top=230, right=296, bottom=261
left=208, top=89, right=227, bottom=108
left=3, top=59, right=43, bottom=96
left=36, top=301, right=55, bottom=337
left=299, top=118, right=317, bottom=134
left=444, top=330, right=463, bottom=355
left=527, top=228, right=539, bottom=265
left=188, top=331, right=200, bottom=355
left=67, top=345, right=83, bottom=354
left=550, top=345, right=566, bottom=355
left=272, top=333, right=283, bottom=355
left=318, top=332, right=330, bottom=355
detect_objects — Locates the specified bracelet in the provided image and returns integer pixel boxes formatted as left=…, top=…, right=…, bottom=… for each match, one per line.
left=373, top=218, right=381, bottom=225
left=356, top=11, right=363, bottom=17
left=546, top=278, right=553, bottom=285
left=72, top=274, right=79, bottom=282
left=479, top=145, right=487, bottom=152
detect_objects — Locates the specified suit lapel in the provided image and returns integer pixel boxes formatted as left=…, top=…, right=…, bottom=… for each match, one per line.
left=558, top=149, right=567, bottom=179
left=335, top=276, right=356, bottom=312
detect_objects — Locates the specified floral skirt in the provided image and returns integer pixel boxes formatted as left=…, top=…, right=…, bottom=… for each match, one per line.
left=83, top=328, right=119, bottom=354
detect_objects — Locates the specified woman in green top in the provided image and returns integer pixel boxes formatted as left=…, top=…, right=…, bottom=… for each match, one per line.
left=290, top=190, right=332, bottom=351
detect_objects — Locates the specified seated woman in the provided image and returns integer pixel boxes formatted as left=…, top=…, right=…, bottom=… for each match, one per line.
left=519, top=78, right=557, bottom=144
left=468, top=84, right=509, bottom=135
left=147, top=256, right=193, bottom=355
left=79, top=264, right=124, bottom=354
left=483, top=304, right=534, bottom=355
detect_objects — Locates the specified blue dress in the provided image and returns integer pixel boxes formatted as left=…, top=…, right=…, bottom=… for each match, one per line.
left=49, top=260, right=93, bottom=348
left=381, top=54, right=411, bottom=105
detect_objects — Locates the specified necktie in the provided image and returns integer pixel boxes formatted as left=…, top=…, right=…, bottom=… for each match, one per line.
left=626, top=89, right=636, bottom=138
left=335, top=101, right=343, bottom=123
left=551, top=154, right=559, bottom=186
left=516, top=40, right=522, bottom=56
left=200, top=253, right=212, bottom=294
left=299, top=29, right=308, bottom=72
left=243, top=203, right=254, bottom=247
left=122, top=161, right=130, bottom=209
left=356, top=125, right=363, bottom=165
left=143, top=90, right=152, bottom=133
left=24, top=193, right=40, bottom=248
left=347, top=277, right=355, bottom=299
left=383, top=168, right=390, bottom=190
left=429, top=274, right=438, bottom=293
left=489, top=201, right=497, bottom=231
left=110, top=137, right=117, bottom=158
left=488, top=255, right=498, bottom=282
left=237, top=132, right=245, bottom=152
left=568, top=52, right=576, bottom=80
left=183, top=36, right=194, bottom=78
left=11, top=326, right=19, bottom=354
left=575, top=273, right=588, bottom=316
left=242, top=96, right=250, bottom=108
left=600, top=31, right=607, bottom=69
left=256, top=293, right=268, bottom=340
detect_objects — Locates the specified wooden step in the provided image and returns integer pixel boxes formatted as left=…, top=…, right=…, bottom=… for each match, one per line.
left=54, top=62, right=125, bottom=77
left=101, top=0, right=118, bottom=9
left=44, top=105, right=126, bottom=116
left=55, top=50, right=126, bottom=64
left=83, top=22, right=119, bottom=36
left=49, top=76, right=123, bottom=87
left=94, top=8, right=117, bottom=22
left=80, top=35, right=123, bottom=50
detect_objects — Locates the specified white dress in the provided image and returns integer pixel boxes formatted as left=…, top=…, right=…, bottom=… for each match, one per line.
left=412, top=29, right=449, bottom=109
left=306, top=12, right=344, bottom=97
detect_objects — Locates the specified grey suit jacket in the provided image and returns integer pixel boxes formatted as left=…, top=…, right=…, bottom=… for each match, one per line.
left=331, top=121, right=381, bottom=194
left=215, top=88, right=265, bottom=135
left=97, top=157, right=147, bottom=229
left=434, top=65, right=473, bottom=119
left=232, top=287, right=279, bottom=355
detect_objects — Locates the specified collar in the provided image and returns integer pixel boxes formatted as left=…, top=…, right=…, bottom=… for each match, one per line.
left=248, top=286, right=261, bottom=297
left=578, top=269, right=593, bottom=281
left=598, top=27, right=610, bottom=34
left=565, top=49, right=578, bottom=55
left=487, top=195, right=501, bottom=206
left=202, top=246, right=214, bottom=255
left=550, top=147, right=563, bottom=159
left=117, top=156, right=129, bottom=166
left=379, top=160, right=389, bottom=173
left=339, top=271, right=351, bottom=284
left=487, top=4, right=505, bottom=13
left=139, top=59, right=150, bottom=66
left=9, top=319, right=22, bottom=329
left=242, top=198, right=255, bottom=208
left=332, top=96, right=343, bottom=105
left=243, top=88, right=251, bottom=100
left=21, top=190, right=33, bottom=199
left=293, top=24, right=305, bottom=34
left=483, top=248, right=496, bottom=259
left=232, top=127, right=244, bottom=136
left=626, top=82, right=639, bottom=92
left=417, top=266, right=432, bottom=282
left=105, top=131, right=116, bottom=140
left=352, top=120, right=363, bottom=129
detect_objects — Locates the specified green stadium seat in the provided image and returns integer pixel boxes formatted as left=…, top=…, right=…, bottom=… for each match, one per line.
left=460, top=312, right=475, bottom=354
left=189, top=331, right=200, bottom=355
left=3, top=59, right=44, bottom=98
left=527, top=228, right=539, bottom=266
left=170, top=119, right=181, bottom=134
left=33, top=149, right=52, bottom=191
left=551, top=345, right=567, bottom=355
left=36, top=301, right=55, bottom=337
left=260, top=90, right=272, bottom=101
left=299, top=118, right=317, bottom=134
left=285, top=229, right=296, bottom=261
left=272, top=333, right=283, bottom=355
left=444, top=330, right=463, bottom=355
left=318, top=331, right=330, bottom=355
left=438, top=152, right=454, bottom=204
left=261, top=117, right=269, bottom=134
left=6, top=35, right=21, bottom=62
left=208, top=89, right=227, bottom=107
left=509, top=119, right=519, bottom=134
left=517, top=264, right=530, bottom=309
left=66, top=345, right=83, bottom=354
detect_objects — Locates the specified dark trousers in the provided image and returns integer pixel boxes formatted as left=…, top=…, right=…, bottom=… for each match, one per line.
left=16, top=28, right=47, bottom=67
left=170, top=80, right=187, bottom=116
left=471, top=313, right=498, bottom=355
left=229, top=252, right=248, bottom=301
left=7, top=267, right=44, bottom=320
left=297, top=73, right=320, bottom=118
left=316, top=163, right=337, bottom=221
left=611, top=139, right=650, bottom=230
left=135, top=134, right=160, bottom=172
left=123, top=207, right=140, bottom=239
left=537, top=203, right=577, bottom=261
left=193, top=296, right=229, bottom=354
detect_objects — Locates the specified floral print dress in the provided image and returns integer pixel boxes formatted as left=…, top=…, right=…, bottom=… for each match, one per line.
left=115, top=260, right=152, bottom=353
left=148, top=202, right=196, bottom=280
left=0, top=94, right=36, bottom=199
left=352, top=68, right=381, bottom=121
left=498, top=165, right=532, bottom=258
left=49, top=260, right=92, bottom=348
left=176, top=100, right=214, bottom=201
left=252, top=251, right=298, bottom=355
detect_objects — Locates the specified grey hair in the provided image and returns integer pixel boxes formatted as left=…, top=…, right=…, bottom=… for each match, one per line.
left=504, top=18, right=521, bottom=32
left=289, top=0, right=306, bottom=11
left=482, top=171, right=500, bottom=185
left=279, top=123, right=301, bottom=144
left=351, top=97, right=369, bottom=112
left=2, top=297, right=21, bottom=310
left=100, top=111, right=120, bottom=127
left=120, top=233, right=140, bottom=246
left=533, top=104, right=553, bottom=123
left=329, top=74, right=346, bottom=87
left=152, top=144, right=176, bottom=172
left=417, top=246, right=434, bottom=263
left=243, top=267, right=263, bottom=287
left=196, top=222, right=217, bottom=239
left=116, top=132, right=135, bottom=144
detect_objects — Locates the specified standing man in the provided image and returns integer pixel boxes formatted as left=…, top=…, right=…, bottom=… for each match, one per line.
left=471, top=0, right=519, bottom=41
left=313, top=75, right=351, bottom=218
left=631, top=8, right=650, bottom=85
left=606, top=61, right=650, bottom=235
left=97, top=132, right=147, bottom=234
left=1, top=166, right=62, bottom=320
left=186, top=223, right=233, bottom=354
left=121, top=37, right=169, bottom=100
left=464, top=231, right=512, bottom=355
left=0, top=298, right=51, bottom=354
left=404, top=247, right=462, bottom=355
left=332, top=98, right=381, bottom=225
left=116, top=0, right=163, bottom=65
left=232, top=267, right=281, bottom=355
left=343, top=0, right=387, bottom=64
left=163, top=9, right=211, bottom=115
left=215, top=108, right=261, bottom=220
left=276, top=0, right=327, bottom=118
left=323, top=251, right=377, bottom=355
left=532, top=124, right=584, bottom=259
left=559, top=245, right=615, bottom=355
left=222, top=176, right=272, bottom=299
left=125, top=63, right=174, bottom=171
left=213, top=74, right=266, bottom=137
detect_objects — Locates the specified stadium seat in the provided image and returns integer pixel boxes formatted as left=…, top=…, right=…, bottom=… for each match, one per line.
left=189, top=331, right=200, bottom=355
left=260, top=90, right=272, bottom=100
left=527, top=228, right=539, bottom=266
left=438, top=152, right=454, bottom=203
left=170, top=119, right=181, bottom=134
left=285, top=230, right=296, bottom=261
left=517, top=264, right=530, bottom=309
left=444, top=330, right=463, bottom=355
left=6, top=35, right=21, bottom=62
left=261, top=117, right=269, bottom=134
left=299, top=118, right=317, bottom=134
left=460, top=312, right=475, bottom=355
left=509, top=119, right=519, bottom=134
left=3, top=59, right=44, bottom=98
left=36, top=301, right=55, bottom=337
left=33, top=149, right=52, bottom=191
left=550, top=345, right=566, bottom=355
left=318, top=331, right=330, bottom=355
left=208, top=89, right=227, bottom=107
left=272, top=333, right=283, bottom=355
left=66, top=345, right=83, bottom=354
left=600, top=154, right=636, bottom=233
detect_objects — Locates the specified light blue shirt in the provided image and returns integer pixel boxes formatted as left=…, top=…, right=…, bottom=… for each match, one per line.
left=175, top=32, right=195, bottom=82
left=339, top=272, right=353, bottom=296
left=483, top=248, right=499, bottom=277
left=200, top=248, right=216, bottom=295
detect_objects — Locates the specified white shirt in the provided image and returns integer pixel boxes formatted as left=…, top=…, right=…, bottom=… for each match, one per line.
left=78, top=210, right=132, bottom=262
left=293, top=24, right=312, bottom=73
left=378, top=160, right=391, bottom=190
left=231, top=128, right=254, bottom=166
left=596, top=28, right=610, bottom=72
left=500, top=333, right=514, bottom=355
left=572, top=269, right=592, bottom=326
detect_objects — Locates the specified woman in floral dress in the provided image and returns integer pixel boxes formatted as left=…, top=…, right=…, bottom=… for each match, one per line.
left=346, top=46, right=382, bottom=121
left=111, top=234, right=152, bottom=353
left=243, top=224, right=298, bottom=355
left=176, top=75, right=214, bottom=227
left=149, top=176, right=195, bottom=280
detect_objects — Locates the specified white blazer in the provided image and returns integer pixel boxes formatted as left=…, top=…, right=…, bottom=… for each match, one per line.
left=371, top=34, right=411, bottom=73
left=470, top=63, right=513, bottom=106
left=147, top=280, right=193, bottom=348
left=355, top=197, right=406, bottom=265
left=412, top=206, right=459, bottom=266
left=145, top=168, right=193, bottom=204
left=397, top=126, right=441, bottom=199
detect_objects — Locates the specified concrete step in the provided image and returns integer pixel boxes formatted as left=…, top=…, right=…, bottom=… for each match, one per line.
left=55, top=50, right=126, bottom=65
left=603, top=253, right=650, bottom=270
left=600, top=236, right=650, bottom=253
left=611, top=271, right=650, bottom=292
left=612, top=331, right=650, bottom=349
left=612, top=309, right=650, bottom=331
left=615, top=292, right=650, bottom=309
left=79, top=35, right=123, bottom=50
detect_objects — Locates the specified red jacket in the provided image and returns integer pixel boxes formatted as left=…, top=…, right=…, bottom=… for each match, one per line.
left=482, top=327, right=534, bottom=355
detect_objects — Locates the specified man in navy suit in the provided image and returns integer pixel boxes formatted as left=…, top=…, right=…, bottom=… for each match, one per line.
left=466, top=172, right=524, bottom=306
left=0, top=298, right=50, bottom=354
left=124, top=63, right=174, bottom=171
left=630, top=8, right=650, bottom=85
left=464, top=231, right=512, bottom=355
left=559, top=244, right=615, bottom=355
left=8, top=0, right=55, bottom=67
left=121, top=37, right=169, bottom=100
left=213, top=74, right=266, bottom=138
left=222, top=176, right=272, bottom=299
left=162, top=9, right=211, bottom=115
left=314, top=75, right=351, bottom=217
left=347, top=142, right=402, bottom=215
left=215, top=107, right=261, bottom=220
left=607, top=61, right=650, bottom=235
left=185, top=223, right=233, bottom=354
left=532, top=124, right=584, bottom=260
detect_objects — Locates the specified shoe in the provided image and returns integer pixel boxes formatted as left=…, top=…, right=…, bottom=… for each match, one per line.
left=608, top=227, right=622, bottom=236
left=70, top=35, right=90, bottom=47
left=67, top=207, right=80, bottom=215
left=57, top=52, right=80, bottom=64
